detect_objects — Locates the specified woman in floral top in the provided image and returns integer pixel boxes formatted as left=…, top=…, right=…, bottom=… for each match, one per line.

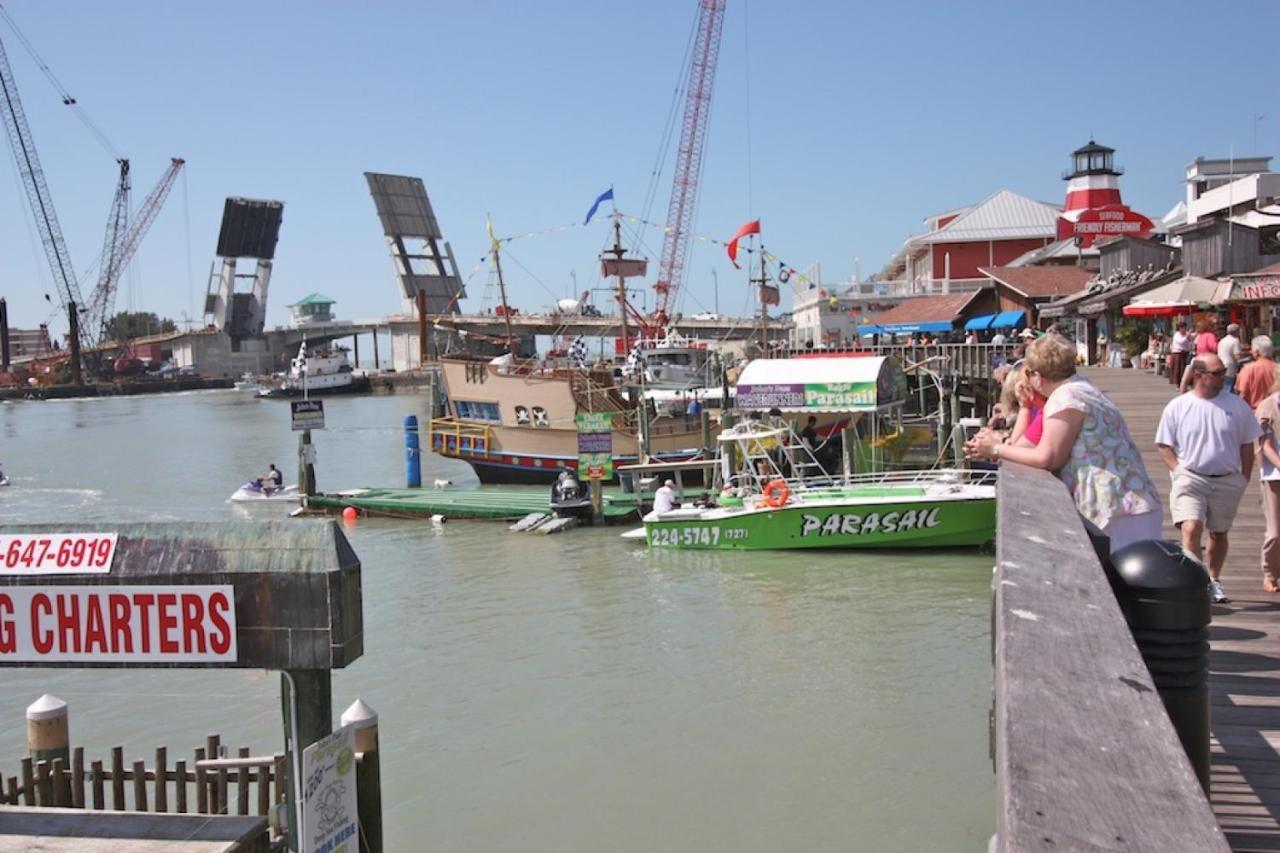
left=965, top=333, right=1162, bottom=553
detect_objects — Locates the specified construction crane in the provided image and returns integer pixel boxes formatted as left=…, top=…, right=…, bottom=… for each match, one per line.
left=651, top=0, right=726, bottom=330
left=85, top=156, right=185, bottom=347
left=0, top=29, right=86, bottom=379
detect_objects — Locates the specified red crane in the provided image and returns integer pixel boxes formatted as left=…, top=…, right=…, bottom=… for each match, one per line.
left=651, top=0, right=726, bottom=329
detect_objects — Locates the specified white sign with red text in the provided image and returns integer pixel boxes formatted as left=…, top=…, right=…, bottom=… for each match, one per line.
left=0, top=585, right=237, bottom=663
left=0, top=533, right=118, bottom=575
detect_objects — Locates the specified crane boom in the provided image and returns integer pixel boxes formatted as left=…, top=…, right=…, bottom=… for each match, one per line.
left=87, top=157, right=185, bottom=342
left=90, top=159, right=131, bottom=342
left=0, top=31, right=84, bottom=318
left=652, top=0, right=725, bottom=326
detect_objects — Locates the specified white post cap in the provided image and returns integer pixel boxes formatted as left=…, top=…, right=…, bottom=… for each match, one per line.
left=26, top=694, right=67, bottom=721
left=340, top=698, right=378, bottom=730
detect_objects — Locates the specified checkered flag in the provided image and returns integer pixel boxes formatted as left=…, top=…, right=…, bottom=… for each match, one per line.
left=621, top=340, right=645, bottom=378
left=569, top=336, right=590, bottom=369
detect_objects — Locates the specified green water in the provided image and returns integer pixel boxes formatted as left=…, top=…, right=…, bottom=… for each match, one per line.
left=0, top=391, right=994, bottom=851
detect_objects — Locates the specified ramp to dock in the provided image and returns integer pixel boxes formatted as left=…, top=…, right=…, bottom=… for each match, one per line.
left=306, top=486, right=639, bottom=521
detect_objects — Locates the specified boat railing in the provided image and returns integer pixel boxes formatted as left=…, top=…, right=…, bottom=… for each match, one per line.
left=427, top=416, right=493, bottom=456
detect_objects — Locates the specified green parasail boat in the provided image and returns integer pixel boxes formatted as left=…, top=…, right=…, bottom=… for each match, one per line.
left=625, top=355, right=996, bottom=551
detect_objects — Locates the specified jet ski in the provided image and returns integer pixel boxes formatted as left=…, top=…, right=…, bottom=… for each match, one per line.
left=549, top=470, right=593, bottom=522
left=0, top=465, right=8, bottom=487
left=229, top=480, right=299, bottom=503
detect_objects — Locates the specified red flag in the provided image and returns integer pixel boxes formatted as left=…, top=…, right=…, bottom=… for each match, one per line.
left=726, top=219, right=760, bottom=269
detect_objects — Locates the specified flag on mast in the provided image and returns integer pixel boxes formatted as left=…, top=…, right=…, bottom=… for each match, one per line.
left=583, top=188, right=615, bottom=225
left=726, top=219, right=761, bottom=269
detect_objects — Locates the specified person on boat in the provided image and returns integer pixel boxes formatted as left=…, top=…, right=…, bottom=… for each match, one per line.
left=653, top=480, right=678, bottom=514
left=800, top=416, right=820, bottom=449
left=259, top=464, right=284, bottom=494
left=963, top=333, right=1161, bottom=554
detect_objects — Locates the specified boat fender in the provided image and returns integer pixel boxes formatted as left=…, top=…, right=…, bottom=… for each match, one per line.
left=762, top=479, right=789, bottom=508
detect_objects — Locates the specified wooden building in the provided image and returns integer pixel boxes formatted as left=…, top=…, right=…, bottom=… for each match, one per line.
left=860, top=290, right=995, bottom=339
left=1173, top=218, right=1280, bottom=278
left=979, top=266, right=1094, bottom=330
left=1097, top=236, right=1181, bottom=278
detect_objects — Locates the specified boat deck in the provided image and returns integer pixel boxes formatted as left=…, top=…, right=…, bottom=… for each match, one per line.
left=1086, top=366, right=1280, bottom=850
left=305, top=486, right=641, bottom=521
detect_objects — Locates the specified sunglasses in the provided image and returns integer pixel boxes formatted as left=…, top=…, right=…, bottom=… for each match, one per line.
left=1198, top=368, right=1227, bottom=377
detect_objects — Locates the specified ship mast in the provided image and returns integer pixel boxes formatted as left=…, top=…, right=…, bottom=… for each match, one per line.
left=604, top=216, right=630, bottom=354
left=753, top=247, right=768, bottom=353
left=488, top=220, right=516, bottom=353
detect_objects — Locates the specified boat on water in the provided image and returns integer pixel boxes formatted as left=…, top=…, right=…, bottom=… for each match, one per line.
left=233, top=373, right=266, bottom=393
left=229, top=481, right=300, bottom=503
left=257, top=343, right=370, bottom=398
left=630, top=356, right=997, bottom=550
left=633, top=330, right=715, bottom=390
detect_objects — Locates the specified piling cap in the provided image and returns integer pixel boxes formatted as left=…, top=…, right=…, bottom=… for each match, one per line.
left=1110, top=539, right=1211, bottom=630
left=26, top=694, right=67, bottom=721
left=340, top=697, right=378, bottom=730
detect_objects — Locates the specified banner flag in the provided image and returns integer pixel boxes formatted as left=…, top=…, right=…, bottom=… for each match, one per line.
left=583, top=188, right=615, bottom=225
left=727, top=219, right=761, bottom=269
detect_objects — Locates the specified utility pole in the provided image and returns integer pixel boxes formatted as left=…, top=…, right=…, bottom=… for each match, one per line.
left=711, top=268, right=719, bottom=315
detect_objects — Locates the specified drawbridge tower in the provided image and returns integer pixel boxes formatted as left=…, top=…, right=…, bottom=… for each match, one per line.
left=203, top=198, right=284, bottom=343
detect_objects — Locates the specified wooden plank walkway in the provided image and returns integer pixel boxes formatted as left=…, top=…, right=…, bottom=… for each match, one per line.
left=1086, top=366, right=1280, bottom=851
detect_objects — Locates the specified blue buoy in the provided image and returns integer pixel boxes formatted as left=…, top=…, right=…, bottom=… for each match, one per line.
left=405, top=415, right=421, bottom=488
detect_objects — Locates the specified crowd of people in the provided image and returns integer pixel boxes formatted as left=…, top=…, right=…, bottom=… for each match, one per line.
left=965, top=324, right=1280, bottom=603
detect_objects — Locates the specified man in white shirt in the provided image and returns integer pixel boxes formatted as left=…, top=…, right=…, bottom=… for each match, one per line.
left=991, top=331, right=1007, bottom=346
left=652, top=479, right=677, bottom=514
left=1217, top=323, right=1244, bottom=394
left=1156, top=354, right=1262, bottom=602
left=1169, top=321, right=1192, bottom=387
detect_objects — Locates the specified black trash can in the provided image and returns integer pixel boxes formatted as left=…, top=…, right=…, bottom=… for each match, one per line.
left=1108, top=539, right=1212, bottom=793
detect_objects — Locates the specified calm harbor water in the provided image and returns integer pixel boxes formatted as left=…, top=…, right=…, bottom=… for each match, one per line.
left=0, top=390, right=994, bottom=850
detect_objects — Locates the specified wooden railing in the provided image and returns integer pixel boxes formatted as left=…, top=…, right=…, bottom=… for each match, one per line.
left=428, top=417, right=493, bottom=455
left=0, top=734, right=285, bottom=839
left=992, top=463, right=1226, bottom=850
left=772, top=343, right=1016, bottom=382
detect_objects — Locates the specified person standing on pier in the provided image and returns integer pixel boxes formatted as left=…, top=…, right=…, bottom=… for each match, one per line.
left=1156, top=354, right=1261, bottom=603
left=1235, top=337, right=1276, bottom=410
left=1169, top=320, right=1192, bottom=387
left=1253, top=375, right=1280, bottom=593
left=1217, top=323, right=1244, bottom=394
left=963, top=334, right=1161, bottom=553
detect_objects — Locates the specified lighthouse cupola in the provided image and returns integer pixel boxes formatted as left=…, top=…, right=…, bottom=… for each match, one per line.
left=1066, top=140, right=1121, bottom=179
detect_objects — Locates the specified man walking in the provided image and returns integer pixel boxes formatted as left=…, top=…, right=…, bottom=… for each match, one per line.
left=1218, top=323, right=1245, bottom=394
left=1157, top=354, right=1262, bottom=602
left=1169, top=321, right=1192, bottom=386
left=1236, top=336, right=1277, bottom=409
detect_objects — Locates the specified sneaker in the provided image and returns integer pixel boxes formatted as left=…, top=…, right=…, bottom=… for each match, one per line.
left=1209, top=579, right=1230, bottom=603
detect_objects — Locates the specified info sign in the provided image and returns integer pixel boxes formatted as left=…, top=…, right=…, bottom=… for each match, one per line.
left=291, top=400, right=326, bottom=431
left=302, top=724, right=358, bottom=853
left=576, top=412, right=613, bottom=479
left=0, top=585, right=237, bottom=664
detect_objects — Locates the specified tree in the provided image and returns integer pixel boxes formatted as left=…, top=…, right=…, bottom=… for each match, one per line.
left=103, top=311, right=177, bottom=343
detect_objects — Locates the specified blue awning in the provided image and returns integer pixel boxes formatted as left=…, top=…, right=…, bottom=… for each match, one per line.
left=990, top=310, right=1026, bottom=329
left=880, top=321, right=953, bottom=335
left=964, top=314, right=996, bottom=331
left=856, top=325, right=883, bottom=336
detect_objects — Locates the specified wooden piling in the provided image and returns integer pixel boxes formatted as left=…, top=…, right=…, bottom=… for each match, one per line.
left=132, top=759, right=147, bottom=811
left=341, top=698, right=382, bottom=853
left=194, top=747, right=207, bottom=814
left=175, top=759, right=188, bottom=813
left=72, top=746, right=84, bottom=808
left=35, top=760, right=51, bottom=807
left=20, top=757, right=33, bottom=806
left=110, top=746, right=125, bottom=810
left=237, top=746, right=250, bottom=815
left=154, top=747, right=167, bottom=812
left=90, top=759, right=104, bottom=810
left=26, top=694, right=70, bottom=770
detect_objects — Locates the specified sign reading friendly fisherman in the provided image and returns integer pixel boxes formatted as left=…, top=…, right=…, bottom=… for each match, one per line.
left=0, top=522, right=363, bottom=672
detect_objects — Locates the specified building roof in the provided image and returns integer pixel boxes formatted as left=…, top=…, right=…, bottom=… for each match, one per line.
left=912, top=189, right=1062, bottom=245
left=1007, top=239, right=1099, bottom=266
left=289, top=292, right=337, bottom=307
left=1235, top=261, right=1280, bottom=278
left=866, top=291, right=986, bottom=326
left=980, top=266, right=1095, bottom=299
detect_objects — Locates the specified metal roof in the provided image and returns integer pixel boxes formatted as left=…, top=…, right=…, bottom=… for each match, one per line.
left=289, top=292, right=337, bottom=306
left=913, top=189, right=1062, bottom=245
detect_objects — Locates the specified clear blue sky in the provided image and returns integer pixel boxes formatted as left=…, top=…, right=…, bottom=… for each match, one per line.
left=1, top=0, right=1275, bottom=336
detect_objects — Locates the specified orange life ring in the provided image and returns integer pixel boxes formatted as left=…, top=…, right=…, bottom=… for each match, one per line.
left=762, top=479, right=789, bottom=508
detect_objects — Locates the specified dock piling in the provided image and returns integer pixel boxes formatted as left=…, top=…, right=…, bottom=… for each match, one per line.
left=341, top=698, right=382, bottom=853
left=404, top=415, right=421, bottom=488
left=27, top=694, right=69, bottom=805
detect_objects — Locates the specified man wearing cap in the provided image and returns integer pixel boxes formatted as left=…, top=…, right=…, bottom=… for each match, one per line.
left=652, top=479, right=678, bottom=514
left=1218, top=323, right=1245, bottom=394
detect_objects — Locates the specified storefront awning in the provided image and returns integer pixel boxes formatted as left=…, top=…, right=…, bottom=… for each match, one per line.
left=1122, top=275, right=1221, bottom=317
left=856, top=325, right=883, bottom=336
left=964, top=314, right=996, bottom=331
left=989, top=310, right=1026, bottom=329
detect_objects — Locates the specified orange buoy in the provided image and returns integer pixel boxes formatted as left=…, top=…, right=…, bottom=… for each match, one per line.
left=762, top=479, right=790, bottom=508
left=342, top=507, right=358, bottom=522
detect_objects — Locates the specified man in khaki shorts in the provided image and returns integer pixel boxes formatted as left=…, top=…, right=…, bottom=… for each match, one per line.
left=1157, top=354, right=1262, bottom=602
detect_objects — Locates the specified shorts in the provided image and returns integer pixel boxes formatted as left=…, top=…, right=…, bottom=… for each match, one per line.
left=1170, top=467, right=1248, bottom=533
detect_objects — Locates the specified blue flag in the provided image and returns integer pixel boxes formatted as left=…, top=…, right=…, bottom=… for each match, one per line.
left=583, top=188, right=614, bottom=225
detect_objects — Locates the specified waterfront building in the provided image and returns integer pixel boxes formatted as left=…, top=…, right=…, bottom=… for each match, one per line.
left=288, top=293, right=338, bottom=327
left=4, top=324, right=53, bottom=361
left=1211, top=262, right=1280, bottom=336
left=789, top=282, right=906, bottom=348
left=1056, top=140, right=1154, bottom=247
left=858, top=291, right=995, bottom=339
left=978, top=265, right=1095, bottom=330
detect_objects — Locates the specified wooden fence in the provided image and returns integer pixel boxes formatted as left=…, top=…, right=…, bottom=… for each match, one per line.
left=0, top=735, right=285, bottom=837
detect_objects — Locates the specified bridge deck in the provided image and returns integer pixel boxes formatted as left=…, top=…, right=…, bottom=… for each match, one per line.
left=1086, top=366, right=1280, bottom=851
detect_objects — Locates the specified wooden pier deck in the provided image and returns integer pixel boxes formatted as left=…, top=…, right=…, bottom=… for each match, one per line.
left=1086, top=366, right=1280, bottom=851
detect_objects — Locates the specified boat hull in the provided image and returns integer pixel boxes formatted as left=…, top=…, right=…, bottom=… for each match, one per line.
left=463, top=450, right=706, bottom=485
left=644, top=495, right=995, bottom=550
left=259, top=376, right=371, bottom=398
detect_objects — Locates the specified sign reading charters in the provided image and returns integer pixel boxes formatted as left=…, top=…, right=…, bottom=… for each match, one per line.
left=0, top=585, right=237, bottom=664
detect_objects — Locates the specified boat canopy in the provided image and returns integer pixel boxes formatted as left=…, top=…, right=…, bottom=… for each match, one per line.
left=734, top=356, right=907, bottom=412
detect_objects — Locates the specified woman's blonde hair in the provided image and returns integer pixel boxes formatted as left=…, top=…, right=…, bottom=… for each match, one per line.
left=1000, top=364, right=1024, bottom=414
left=1024, top=333, right=1078, bottom=382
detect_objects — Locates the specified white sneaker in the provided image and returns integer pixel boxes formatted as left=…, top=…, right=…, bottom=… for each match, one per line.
left=1209, top=579, right=1229, bottom=603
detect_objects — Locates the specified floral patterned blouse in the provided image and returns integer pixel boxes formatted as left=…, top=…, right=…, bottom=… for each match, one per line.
left=1042, top=375, right=1160, bottom=529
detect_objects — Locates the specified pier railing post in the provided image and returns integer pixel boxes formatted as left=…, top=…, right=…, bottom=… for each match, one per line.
left=341, top=699, right=382, bottom=853
left=27, top=694, right=69, bottom=806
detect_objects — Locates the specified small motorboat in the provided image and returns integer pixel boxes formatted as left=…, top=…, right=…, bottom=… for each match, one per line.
left=233, top=373, right=266, bottom=393
left=229, top=481, right=300, bottom=503
left=549, top=470, right=593, bottom=522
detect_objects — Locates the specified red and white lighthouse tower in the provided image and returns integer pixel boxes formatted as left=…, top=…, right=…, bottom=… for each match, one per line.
left=1057, top=140, right=1153, bottom=248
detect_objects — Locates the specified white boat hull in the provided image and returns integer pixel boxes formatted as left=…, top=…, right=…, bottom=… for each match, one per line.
left=229, top=484, right=300, bottom=503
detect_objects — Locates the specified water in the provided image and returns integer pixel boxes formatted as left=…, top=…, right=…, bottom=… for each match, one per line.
left=0, top=391, right=995, bottom=851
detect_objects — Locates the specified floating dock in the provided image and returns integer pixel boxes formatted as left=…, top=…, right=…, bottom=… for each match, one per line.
left=305, top=486, right=641, bottom=521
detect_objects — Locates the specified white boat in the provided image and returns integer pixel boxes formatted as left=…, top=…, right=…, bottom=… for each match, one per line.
left=229, top=482, right=300, bottom=503
left=233, top=373, right=265, bottom=393
left=258, top=342, right=369, bottom=398
left=634, top=330, right=715, bottom=390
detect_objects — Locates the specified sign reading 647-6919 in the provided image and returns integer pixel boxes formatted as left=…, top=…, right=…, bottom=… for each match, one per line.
left=0, top=533, right=118, bottom=575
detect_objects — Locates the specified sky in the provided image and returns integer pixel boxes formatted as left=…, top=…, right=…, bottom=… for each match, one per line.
left=0, top=0, right=1276, bottom=338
